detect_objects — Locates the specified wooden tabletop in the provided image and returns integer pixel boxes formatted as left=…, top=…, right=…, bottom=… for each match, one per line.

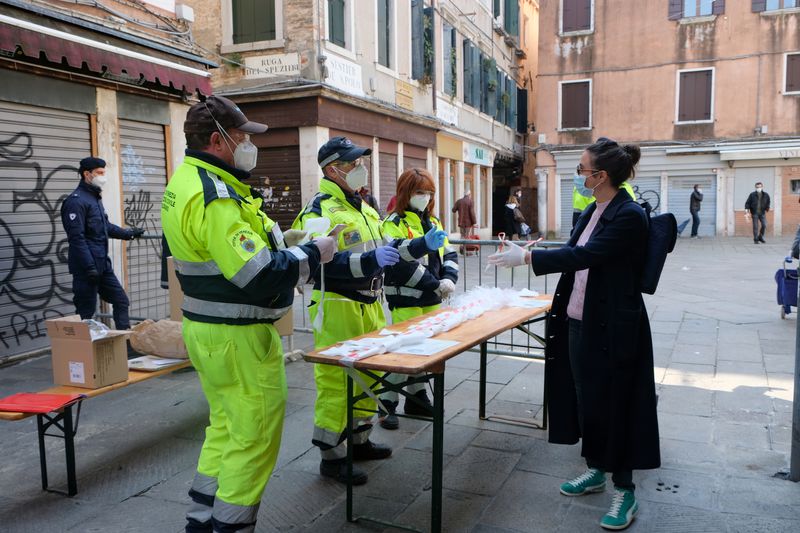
left=0, top=360, right=193, bottom=421
left=304, top=296, right=552, bottom=374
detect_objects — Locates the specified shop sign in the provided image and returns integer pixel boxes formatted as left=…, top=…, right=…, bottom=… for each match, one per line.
left=244, top=53, right=301, bottom=79
left=436, top=98, right=459, bottom=126
left=324, top=54, right=364, bottom=96
left=395, top=80, right=414, bottom=111
left=463, top=142, right=493, bottom=166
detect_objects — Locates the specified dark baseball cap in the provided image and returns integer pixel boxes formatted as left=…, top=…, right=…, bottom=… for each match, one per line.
left=318, top=136, right=372, bottom=167
left=78, top=157, right=106, bottom=175
left=184, top=95, right=268, bottom=134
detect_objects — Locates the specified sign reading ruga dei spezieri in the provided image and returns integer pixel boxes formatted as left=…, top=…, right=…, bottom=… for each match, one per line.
left=244, top=53, right=301, bottom=79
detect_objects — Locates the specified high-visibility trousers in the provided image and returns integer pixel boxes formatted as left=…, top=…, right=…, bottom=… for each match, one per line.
left=380, top=305, right=440, bottom=403
left=183, top=318, right=287, bottom=530
left=309, top=291, right=386, bottom=460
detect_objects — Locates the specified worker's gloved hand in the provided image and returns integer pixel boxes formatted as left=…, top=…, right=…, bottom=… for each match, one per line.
left=487, top=241, right=529, bottom=268
left=435, top=278, right=456, bottom=298
left=312, top=236, right=337, bottom=264
left=284, top=229, right=309, bottom=247
left=423, top=227, right=448, bottom=251
left=86, top=269, right=100, bottom=283
left=375, top=245, right=400, bottom=267
left=130, top=227, right=145, bottom=240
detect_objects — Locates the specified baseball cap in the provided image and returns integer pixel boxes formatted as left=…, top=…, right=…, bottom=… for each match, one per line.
left=78, top=157, right=106, bottom=175
left=318, top=136, right=372, bottom=167
left=184, top=95, right=268, bottom=134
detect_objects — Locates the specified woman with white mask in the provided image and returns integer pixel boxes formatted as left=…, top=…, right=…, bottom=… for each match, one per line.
left=378, top=168, right=459, bottom=429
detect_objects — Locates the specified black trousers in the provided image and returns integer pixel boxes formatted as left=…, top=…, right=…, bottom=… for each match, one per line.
left=751, top=213, right=767, bottom=240
left=72, top=270, right=131, bottom=329
left=568, top=318, right=634, bottom=490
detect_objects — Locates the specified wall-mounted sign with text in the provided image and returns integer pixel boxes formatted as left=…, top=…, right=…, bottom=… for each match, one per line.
left=463, top=142, right=494, bottom=166
left=436, top=98, right=459, bottom=126
left=324, top=54, right=364, bottom=97
left=244, top=53, right=301, bottom=79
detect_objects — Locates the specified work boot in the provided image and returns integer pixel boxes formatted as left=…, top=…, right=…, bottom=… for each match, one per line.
left=379, top=400, right=399, bottom=430
left=759, top=236, right=766, bottom=243
left=352, top=440, right=392, bottom=460
left=404, top=390, right=434, bottom=418
left=319, top=459, right=368, bottom=485
left=600, top=487, right=639, bottom=530
left=560, top=468, right=606, bottom=496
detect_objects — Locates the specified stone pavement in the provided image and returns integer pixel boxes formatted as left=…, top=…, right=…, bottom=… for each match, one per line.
left=1, top=236, right=799, bottom=532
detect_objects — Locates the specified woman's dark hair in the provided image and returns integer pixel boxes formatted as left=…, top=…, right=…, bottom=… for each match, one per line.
left=586, top=137, right=641, bottom=187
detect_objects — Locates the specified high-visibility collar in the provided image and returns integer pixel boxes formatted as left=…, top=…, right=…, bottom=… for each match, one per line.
left=185, top=154, right=251, bottom=200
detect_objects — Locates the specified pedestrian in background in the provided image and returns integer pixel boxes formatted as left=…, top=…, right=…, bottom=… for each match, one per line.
left=487, top=137, right=660, bottom=531
left=452, top=189, right=477, bottom=237
left=61, top=157, right=144, bottom=331
left=689, top=184, right=703, bottom=238
left=379, top=168, right=458, bottom=429
left=745, top=181, right=770, bottom=244
left=358, top=185, right=381, bottom=214
left=503, top=194, right=525, bottom=240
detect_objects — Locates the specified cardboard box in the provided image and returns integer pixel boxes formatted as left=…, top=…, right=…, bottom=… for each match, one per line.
left=46, top=315, right=129, bottom=389
left=167, top=256, right=183, bottom=321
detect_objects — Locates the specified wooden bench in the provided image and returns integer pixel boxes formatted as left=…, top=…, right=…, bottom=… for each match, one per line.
left=0, top=361, right=192, bottom=496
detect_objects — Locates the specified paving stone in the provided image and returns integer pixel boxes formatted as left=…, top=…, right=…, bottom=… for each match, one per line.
left=657, top=412, right=713, bottom=443
left=718, top=475, right=800, bottom=519
left=392, top=489, right=493, bottom=533
left=764, top=353, right=796, bottom=374
left=676, top=331, right=718, bottom=347
left=714, top=388, right=774, bottom=416
left=713, top=420, right=770, bottom=450
left=360, top=447, right=450, bottom=505
left=300, top=495, right=406, bottom=532
left=759, top=338, right=796, bottom=356
left=478, top=470, right=571, bottom=532
left=658, top=438, right=723, bottom=475
left=404, top=422, right=480, bottom=457
left=66, top=494, right=186, bottom=533
left=483, top=357, right=531, bottom=385
left=447, top=408, right=542, bottom=438
left=515, top=437, right=585, bottom=479
left=470, top=429, right=541, bottom=454
left=635, top=468, right=718, bottom=510
left=724, top=512, right=800, bottom=533
left=443, top=379, right=503, bottom=420
left=670, top=343, right=716, bottom=365
left=722, top=446, right=789, bottom=478
left=661, top=363, right=716, bottom=388
left=716, top=361, right=768, bottom=387
left=717, top=342, right=764, bottom=362
left=657, top=385, right=713, bottom=417
left=493, top=363, right=544, bottom=404
left=632, top=501, right=726, bottom=533
left=443, top=446, right=521, bottom=496
left=649, top=321, right=681, bottom=335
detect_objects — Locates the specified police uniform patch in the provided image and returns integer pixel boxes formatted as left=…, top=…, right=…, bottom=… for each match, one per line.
left=69, top=213, right=77, bottom=221
left=231, top=229, right=258, bottom=255
left=343, top=229, right=361, bottom=247
left=240, top=235, right=256, bottom=253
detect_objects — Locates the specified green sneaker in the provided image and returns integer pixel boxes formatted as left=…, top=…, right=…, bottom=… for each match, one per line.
left=600, top=488, right=639, bottom=530
left=559, top=468, right=606, bottom=496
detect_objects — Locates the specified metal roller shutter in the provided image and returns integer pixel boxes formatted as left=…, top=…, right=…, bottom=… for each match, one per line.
left=379, top=153, right=398, bottom=213
left=667, top=176, right=716, bottom=236
left=629, top=176, right=662, bottom=214
left=403, top=156, right=426, bottom=173
left=119, top=119, right=169, bottom=321
left=249, top=146, right=301, bottom=231
left=560, top=176, right=574, bottom=238
left=0, top=101, right=91, bottom=359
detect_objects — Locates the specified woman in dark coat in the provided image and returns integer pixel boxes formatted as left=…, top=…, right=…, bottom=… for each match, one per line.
left=503, top=194, right=524, bottom=239
left=488, top=138, right=659, bottom=531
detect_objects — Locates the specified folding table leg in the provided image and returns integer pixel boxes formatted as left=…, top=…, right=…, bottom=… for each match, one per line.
left=346, top=375, right=354, bottom=523
left=479, top=341, right=487, bottom=419
left=430, top=372, right=445, bottom=533
left=35, top=404, right=79, bottom=497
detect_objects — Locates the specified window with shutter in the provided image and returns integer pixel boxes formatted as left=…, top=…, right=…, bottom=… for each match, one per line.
left=560, top=80, right=591, bottom=129
left=507, top=80, right=517, bottom=128
left=378, top=0, right=391, bottom=68
left=443, top=23, right=457, bottom=96
left=764, top=0, right=798, bottom=10
left=787, top=53, right=800, bottom=93
left=411, top=0, right=424, bottom=80
left=495, top=70, right=505, bottom=121
left=232, top=0, right=276, bottom=44
left=562, top=0, right=592, bottom=33
left=752, top=0, right=767, bottom=11
left=328, top=0, right=346, bottom=47
left=504, top=0, right=519, bottom=37
left=463, top=40, right=473, bottom=106
left=517, top=88, right=528, bottom=133
left=494, top=0, right=501, bottom=18
left=677, top=69, right=713, bottom=123
left=483, top=58, right=497, bottom=115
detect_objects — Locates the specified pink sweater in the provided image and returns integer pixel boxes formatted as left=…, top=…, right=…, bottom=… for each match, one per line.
left=566, top=199, right=611, bottom=321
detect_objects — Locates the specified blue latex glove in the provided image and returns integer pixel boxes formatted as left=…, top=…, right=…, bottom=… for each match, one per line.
left=424, top=227, right=448, bottom=251
left=375, top=245, right=400, bottom=267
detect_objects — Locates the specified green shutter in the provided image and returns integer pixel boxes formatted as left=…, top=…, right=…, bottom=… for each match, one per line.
left=504, top=0, right=519, bottom=38
left=232, top=0, right=276, bottom=44
left=471, top=44, right=481, bottom=106
left=495, top=69, right=505, bottom=121
left=463, top=41, right=472, bottom=105
left=328, top=0, right=345, bottom=47
left=378, top=0, right=389, bottom=67
left=411, top=0, right=423, bottom=79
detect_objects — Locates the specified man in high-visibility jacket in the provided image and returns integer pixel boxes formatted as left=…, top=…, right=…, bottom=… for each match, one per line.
left=572, top=180, right=636, bottom=228
left=161, top=95, right=336, bottom=533
left=293, top=136, right=447, bottom=485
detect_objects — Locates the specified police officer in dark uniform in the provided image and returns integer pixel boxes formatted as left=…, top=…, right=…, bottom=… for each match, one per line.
left=61, top=157, right=144, bottom=329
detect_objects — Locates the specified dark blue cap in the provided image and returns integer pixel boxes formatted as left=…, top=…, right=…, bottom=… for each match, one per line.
left=318, top=136, right=372, bottom=167
left=78, top=157, right=106, bottom=176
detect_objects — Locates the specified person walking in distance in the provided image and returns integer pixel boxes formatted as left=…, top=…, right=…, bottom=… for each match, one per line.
left=452, top=189, right=477, bottom=237
left=61, top=157, right=144, bottom=331
left=689, top=184, right=703, bottom=238
left=745, top=181, right=770, bottom=244
left=161, top=95, right=336, bottom=533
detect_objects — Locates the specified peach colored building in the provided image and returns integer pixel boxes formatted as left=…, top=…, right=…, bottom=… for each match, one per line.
left=533, top=0, right=800, bottom=238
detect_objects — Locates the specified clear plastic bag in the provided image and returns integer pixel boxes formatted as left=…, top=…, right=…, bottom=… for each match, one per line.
left=82, top=319, right=110, bottom=341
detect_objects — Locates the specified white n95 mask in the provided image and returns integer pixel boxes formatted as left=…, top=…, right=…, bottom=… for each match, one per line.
left=409, top=193, right=431, bottom=212
left=233, top=140, right=258, bottom=172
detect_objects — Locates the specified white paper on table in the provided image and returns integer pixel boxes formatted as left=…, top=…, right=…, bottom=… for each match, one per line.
left=519, top=288, right=540, bottom=297
left=392, top=339, right=459, bottom=356
left=510, top=299, right=550, bottom=308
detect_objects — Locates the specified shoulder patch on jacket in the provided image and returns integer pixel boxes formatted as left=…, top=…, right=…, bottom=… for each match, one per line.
left=305, top=193, right=332, bottom=216
left=386, top=213, right=401, bottom=225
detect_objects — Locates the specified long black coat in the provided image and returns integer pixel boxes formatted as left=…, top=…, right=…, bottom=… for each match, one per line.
left=532, top=189, right=660, bottom=471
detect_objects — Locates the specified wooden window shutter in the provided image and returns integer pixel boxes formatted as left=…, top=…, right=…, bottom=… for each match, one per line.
left=411, top=0, right=424, bottom=80
left=679, top=70, right=712, bottom=121
left=668, top=0, right=683, bottom=20
left=752, top=0, right=767, bottom=12
left=328, top=0, right=346, bottom=47
left=787, top=54, right=800, bottom=93
left=516, top=87, right=528, bottom=133
left=576, top=0, right=591, bottom=30
left=463, top=41, right=473, bottom=106
left=712, top=0, right=726, bottom=15
left=471, top=45, right=482, bottom=106
left=562, top=82, right=589, bottom=128
left=504, top=0, right=519, bottom=37
left=233, top=0, right=276, bottom=44
left=563, top=0, right=577, bottom=32
left=494, top=0, right=501, bottom=18
left=700, top=70, right=712, bottom=120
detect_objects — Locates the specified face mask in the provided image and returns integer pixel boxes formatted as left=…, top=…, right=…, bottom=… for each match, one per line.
left=336, top=164, right=369, bottom=190
left=409, top=193, right=431, bottom=212
left=233, top=140, right=258, bottom=172
left=696, top=188, right=702, bottom=194
left=756, top=187, right=763, bottom=192
left=91, top=173, right=108, bottom=189
left=573, top=174, right=595, bottom=198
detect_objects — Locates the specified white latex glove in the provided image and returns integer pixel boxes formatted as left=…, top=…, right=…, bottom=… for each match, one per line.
left=487, top=240, right=529, bottom=268
left=312, top=236, right=337, bottom=264
left=435, top=278, right=456, bottom=298
left=283, top=229, right=309, bottom=247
